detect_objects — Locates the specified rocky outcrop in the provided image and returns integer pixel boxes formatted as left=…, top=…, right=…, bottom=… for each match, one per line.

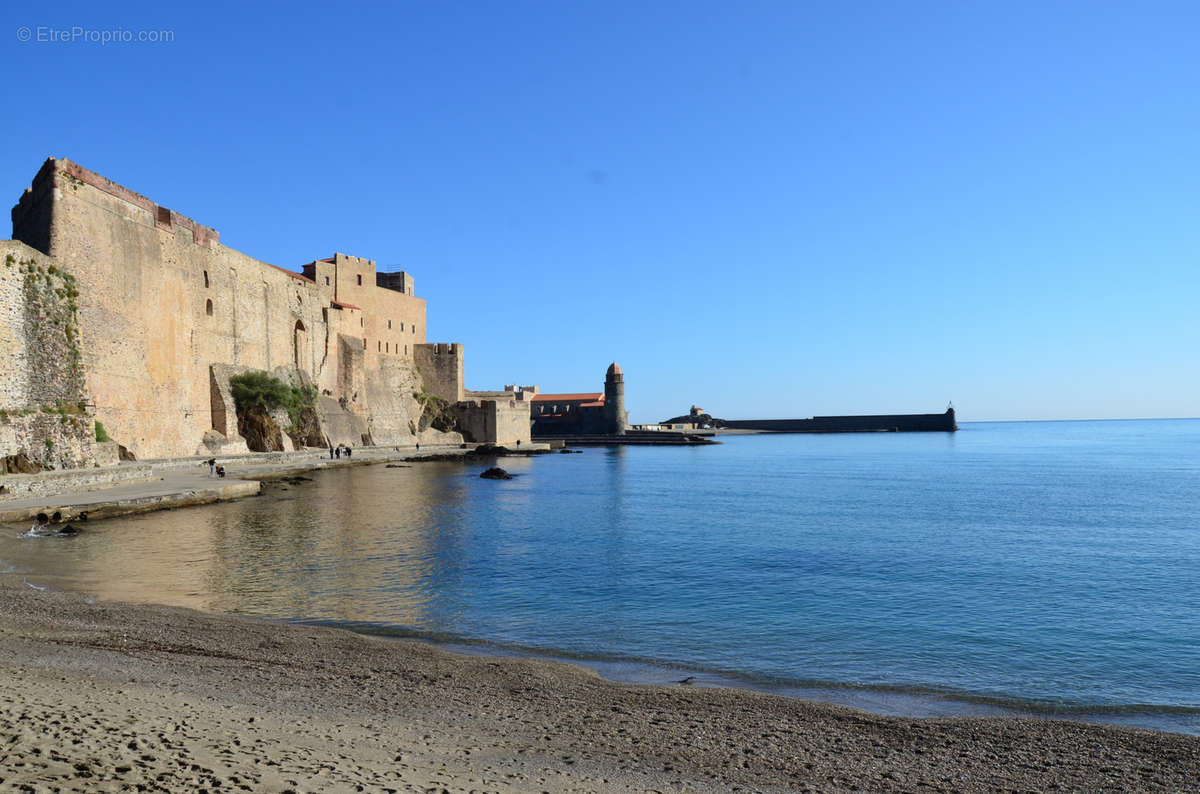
left=2, top=452, right=42, bottom=474
left=237, top=408, right=284, bottom=453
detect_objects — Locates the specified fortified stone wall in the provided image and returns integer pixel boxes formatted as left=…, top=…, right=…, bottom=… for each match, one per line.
left=362, top=356, right=425, bottom=445
left=452, top=399, right=531, bottom=446
left=413, top=343, right=464, bottom=403
left=0, top=240, right=97, bottom=471
left=7, top=158, right=445, bottom=459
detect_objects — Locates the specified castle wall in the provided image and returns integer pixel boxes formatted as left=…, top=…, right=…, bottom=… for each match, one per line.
left=8, top=158, right=440, bottom=459
left=0, top=240, right=97, bottom=470
left=362, top=356, right=425, bottom=444
left=413, top=343, right=464, bottom=403
left=452, top=399, right=531, bottom=446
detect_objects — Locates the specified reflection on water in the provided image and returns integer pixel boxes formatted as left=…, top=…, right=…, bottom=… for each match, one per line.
left=0, top=457, right=536, bottom=627
left=3, top=426, right=1199, bottom=735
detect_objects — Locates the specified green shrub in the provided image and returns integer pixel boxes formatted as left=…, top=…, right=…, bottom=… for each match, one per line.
left=95, top=420, right=110, bottom=443
left=229, top=371, right=316, bottom=430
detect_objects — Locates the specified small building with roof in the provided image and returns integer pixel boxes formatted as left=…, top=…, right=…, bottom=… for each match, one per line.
left=530, top=363, right=628, bottom=437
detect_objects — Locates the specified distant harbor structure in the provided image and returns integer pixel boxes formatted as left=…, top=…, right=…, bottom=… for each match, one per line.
left=531, top=364, right=715, bottom=445
left=530, top=363, right=628, bottom=437
left=662, top=406, right=958, bottom=434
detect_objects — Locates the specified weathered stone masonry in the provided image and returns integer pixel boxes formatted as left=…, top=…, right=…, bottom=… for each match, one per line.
left=4, top=158, right=481, bottom=461
left=0, top=240, right=101, bottom=472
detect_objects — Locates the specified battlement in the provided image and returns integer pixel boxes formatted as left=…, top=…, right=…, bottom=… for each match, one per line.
left=423, top=343, right=461, bottom=356
left=13, top=158, right=219, bottom=251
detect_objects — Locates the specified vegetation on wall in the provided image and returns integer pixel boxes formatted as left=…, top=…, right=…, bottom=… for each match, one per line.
left=229, top=371, right=322, bottom=450
left=413, top=388, right=457, bottom=434
left=3, top=254, right=94, bottom=470
left=95, top=420, right=110, bottom=443
left=230, top=371, right=315, bottom=427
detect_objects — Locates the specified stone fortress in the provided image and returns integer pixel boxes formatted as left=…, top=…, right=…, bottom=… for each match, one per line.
left=1, top=158, right=535, bottom=471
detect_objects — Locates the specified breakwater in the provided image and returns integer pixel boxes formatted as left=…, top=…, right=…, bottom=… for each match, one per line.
left=723, top=407, right=957, bottom=433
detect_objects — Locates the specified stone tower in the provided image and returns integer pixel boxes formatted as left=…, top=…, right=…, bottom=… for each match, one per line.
left=604, top=362, right=628, bottom=436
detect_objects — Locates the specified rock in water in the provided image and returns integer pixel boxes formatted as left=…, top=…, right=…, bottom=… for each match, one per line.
left=480, top=467, right=512, bottom=480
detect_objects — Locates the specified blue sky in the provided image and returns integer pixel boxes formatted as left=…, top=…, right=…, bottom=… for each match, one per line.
left=2, top=1, right=1197, bottom=422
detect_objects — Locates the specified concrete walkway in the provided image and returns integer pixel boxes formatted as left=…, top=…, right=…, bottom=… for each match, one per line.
left=0, top=442, right=515, bottom=524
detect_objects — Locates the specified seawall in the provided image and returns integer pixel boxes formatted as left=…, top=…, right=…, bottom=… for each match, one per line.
left=723, top=408, right=958, bottom=433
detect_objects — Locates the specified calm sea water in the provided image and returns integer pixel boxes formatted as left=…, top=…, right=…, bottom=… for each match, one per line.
left=3, top=420, right=1199, bottom=734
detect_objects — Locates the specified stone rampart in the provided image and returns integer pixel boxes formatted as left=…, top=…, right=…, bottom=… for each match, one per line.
left=452, top=399, right=531, bottom=446
left=362, top=356, right=425, bottom=444
left=414, top=343, right=464, bottom=403
left=0, top=240, right=98, bottom=471
left=7, top=158, right=441, bottom=460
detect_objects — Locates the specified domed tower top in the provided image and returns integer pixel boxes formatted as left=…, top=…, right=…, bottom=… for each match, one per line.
left=606, top=362, right=623, bottom=380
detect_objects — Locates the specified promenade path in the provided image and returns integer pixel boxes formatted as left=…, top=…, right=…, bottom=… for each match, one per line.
left=0, top=443, right=497, bottom=524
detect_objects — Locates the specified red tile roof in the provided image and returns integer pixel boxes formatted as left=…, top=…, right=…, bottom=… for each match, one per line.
left=266, top=262, right=315, bottom=283
left=330, top=300, right=362, bottom=310
left=531, top=393, right=603, bottom=402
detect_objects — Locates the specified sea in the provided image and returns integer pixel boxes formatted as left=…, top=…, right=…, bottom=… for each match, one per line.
left=3, top=419, right=1198, bottom=735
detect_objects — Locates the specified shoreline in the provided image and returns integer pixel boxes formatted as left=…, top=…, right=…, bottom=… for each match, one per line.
left=4, top=446, right=1198, bottom=744
left=293, top=617, right=1200, bottom=738
left=2, top=577, right=1198, bottom=792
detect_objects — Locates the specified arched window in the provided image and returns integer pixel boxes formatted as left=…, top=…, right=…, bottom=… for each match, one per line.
left=205, top=299, right=213, bottom=316
left=203, top=270, right=209, bottom=288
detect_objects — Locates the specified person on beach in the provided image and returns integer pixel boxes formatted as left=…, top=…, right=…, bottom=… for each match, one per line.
left=335, top=446, right=341, bottom=459
left=216, top=465, right=226, bottom=478
left=329, top=445, right=335, bottom=459
left=205, top=458, right=216, bottom=477
left=345, top=445, right=352, bottom=458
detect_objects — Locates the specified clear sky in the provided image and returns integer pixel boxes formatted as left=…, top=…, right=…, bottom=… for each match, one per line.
left=2, top=1, right=1197, bottom=423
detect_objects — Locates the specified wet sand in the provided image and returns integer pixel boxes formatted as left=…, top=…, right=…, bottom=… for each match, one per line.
left=1, top=576, right=1197, bottom=793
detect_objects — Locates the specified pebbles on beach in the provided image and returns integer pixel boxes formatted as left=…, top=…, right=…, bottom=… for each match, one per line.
left=0, top=576, right=1197, bottom=793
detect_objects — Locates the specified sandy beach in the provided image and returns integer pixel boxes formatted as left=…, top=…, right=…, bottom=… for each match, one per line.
left=0, top=574, right=1196, bottom=793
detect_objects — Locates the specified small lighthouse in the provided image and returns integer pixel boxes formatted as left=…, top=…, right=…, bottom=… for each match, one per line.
left=604, top=362, right=628, bottom=436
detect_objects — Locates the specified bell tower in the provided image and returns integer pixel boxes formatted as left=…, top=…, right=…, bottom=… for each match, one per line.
left=604, top=362, right=628, bottom=436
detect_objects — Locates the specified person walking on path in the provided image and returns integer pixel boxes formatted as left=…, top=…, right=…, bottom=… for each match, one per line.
left=205, top=458, right=216, bottom=477
left=329, top=445, right=335, bottom=459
